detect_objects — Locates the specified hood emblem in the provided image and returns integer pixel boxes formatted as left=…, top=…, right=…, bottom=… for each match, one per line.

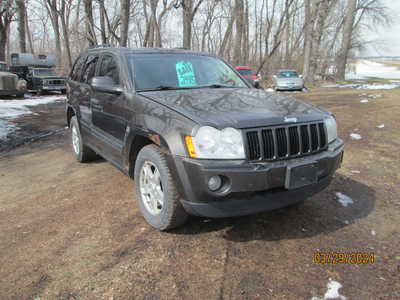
left=284, top=117, right=297, bottom=123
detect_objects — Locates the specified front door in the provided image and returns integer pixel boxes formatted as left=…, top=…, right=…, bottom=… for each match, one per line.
left=91, top=54, right=128, bottom=163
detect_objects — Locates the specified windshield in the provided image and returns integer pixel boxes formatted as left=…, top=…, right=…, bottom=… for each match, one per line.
left=127, top=54, right=247, bottom=91
left=33, top=69, right=56, bottom=76
left=277, top=70, right=299, bottom=78
left=237, top=69, right=255, bottom=76
left=0, top=63, right=7, bottom=72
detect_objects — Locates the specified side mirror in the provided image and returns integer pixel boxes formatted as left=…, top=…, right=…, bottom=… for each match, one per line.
left=90, top=76, right=123, bottom=95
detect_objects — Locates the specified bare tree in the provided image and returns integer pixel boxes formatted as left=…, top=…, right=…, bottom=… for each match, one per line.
left=336, top=0, right=357, bottom=80
left=120, top=0, right=130, bottom=46
left=174, top=0, right=204, bottom=49
left=16, top=0, right=27, bottom=52
left=83, top=0, right=97, bottom=45
left=0, top=1, right=14, bottom=61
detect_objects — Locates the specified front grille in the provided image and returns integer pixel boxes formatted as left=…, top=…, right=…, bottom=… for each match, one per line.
left=49, top=79, right=64, bottom=85
left=245, top=122, right=327, bottom=161
left=1, top=76, right=16, bottom=90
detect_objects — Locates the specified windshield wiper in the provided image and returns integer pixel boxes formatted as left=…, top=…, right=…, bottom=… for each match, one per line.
left=137, top=85, right=180, bottom=92
left=197, top=84, right=239, bottom=89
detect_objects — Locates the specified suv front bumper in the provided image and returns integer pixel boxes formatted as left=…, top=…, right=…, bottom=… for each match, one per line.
left=172, top=139, right=344, bottom=218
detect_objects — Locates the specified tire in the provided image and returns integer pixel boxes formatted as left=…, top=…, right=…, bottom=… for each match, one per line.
left=16, top=93, right=24, bottom=99
left=134, top=145, right=188, bottom=230
left=61, top=89, right=66, bottom=95
left=70, top=116, right=97, bottom=163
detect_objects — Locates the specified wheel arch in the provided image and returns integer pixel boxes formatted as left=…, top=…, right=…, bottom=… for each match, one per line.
left=66, top=105, right=76, bottom=128
left=124, top=130, right=173, bottom=179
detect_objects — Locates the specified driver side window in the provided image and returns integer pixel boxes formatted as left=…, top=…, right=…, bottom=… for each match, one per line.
left=98, top=55, right=120, bottom=85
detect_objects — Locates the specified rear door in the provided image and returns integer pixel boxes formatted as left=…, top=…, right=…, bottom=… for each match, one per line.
left=78, top=54, right=99, bottom=133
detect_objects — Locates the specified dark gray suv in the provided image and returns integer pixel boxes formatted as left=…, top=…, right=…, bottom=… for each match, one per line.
left=66, top=47, right=344, bottom=230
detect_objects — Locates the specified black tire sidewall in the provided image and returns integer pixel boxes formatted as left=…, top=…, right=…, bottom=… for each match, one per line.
left=134, top=146, right=182, bottom=230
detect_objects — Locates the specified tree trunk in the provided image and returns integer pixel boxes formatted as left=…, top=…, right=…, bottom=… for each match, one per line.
left=0, top=30, right=7, bottom=61
left=233, top=0, right=244, bottom=65
left=99, top=0, right=108, bottom=44
left=182, top=2, right=192, bottom=48
left=16, top=0, right=27, bottom=53
left=83, top=0, right=97, bottom=46
left=25, top=11, right=35, bottom=54
left=336, top=0, right=357, bottom=80
left=120, top=0, right=130, bottom=47
left=303, top=0, right=313, bottom=85
left=218, top=15, right=235, bottom=57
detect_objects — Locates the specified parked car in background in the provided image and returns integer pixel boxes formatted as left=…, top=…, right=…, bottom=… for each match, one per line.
left=66, top=47, right=343, bottom=230
left=235, top=66, right=261, bottom=88
left=9, top=53, right=66, bottom=95
left=272, top=69, right=304, bottom=91
left=0, top=61, right=27, bottom=98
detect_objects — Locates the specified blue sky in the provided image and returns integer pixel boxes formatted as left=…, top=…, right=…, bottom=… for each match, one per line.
left=362, top=0, right=400, bottom=56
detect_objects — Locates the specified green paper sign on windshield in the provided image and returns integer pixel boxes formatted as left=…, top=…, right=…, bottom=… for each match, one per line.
left=176, top=61, right=197, bottom=87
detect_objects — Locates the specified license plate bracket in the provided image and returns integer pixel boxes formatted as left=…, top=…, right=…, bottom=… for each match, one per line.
left=285, top=163, right=318, bottom=190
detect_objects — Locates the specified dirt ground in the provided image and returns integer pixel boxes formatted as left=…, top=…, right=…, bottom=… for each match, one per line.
left=0, top=87, right=399, bottom=300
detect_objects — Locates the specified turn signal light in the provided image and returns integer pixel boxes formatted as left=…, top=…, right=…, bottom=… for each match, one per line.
left=185, top=136, right=197, bottom=158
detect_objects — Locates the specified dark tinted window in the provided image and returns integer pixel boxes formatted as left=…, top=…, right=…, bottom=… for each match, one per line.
left=82, top=55, right=99, bottom=83
left=70, top=55, right=87, bottom=81
left=98, top=55, right=119, bottom=84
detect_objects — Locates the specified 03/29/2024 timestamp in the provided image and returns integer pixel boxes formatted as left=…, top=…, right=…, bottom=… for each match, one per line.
left=314, top=252, right=375, bottom=264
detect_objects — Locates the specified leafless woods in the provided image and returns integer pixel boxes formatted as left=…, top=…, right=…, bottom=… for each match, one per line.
left=0, top=0, right=390, bottom=80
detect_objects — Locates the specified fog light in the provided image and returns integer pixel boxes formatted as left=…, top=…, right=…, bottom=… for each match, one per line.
left=208, top=176, right=222, bottom=191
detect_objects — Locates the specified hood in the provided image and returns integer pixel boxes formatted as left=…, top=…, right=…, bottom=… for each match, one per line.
left=0, top=71, right=17, bottom=79
left=140, top=88, right=327, bottom=129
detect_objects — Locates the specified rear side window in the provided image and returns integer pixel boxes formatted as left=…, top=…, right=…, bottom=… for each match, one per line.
left=70, top=55, right=86, bottom=81
left=98, top=55, right=120, bottom=85
left=81, top=55, right=99, bottom=83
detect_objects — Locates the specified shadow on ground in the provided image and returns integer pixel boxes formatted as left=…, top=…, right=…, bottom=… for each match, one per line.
left=173, top=174, right=375, bottom=242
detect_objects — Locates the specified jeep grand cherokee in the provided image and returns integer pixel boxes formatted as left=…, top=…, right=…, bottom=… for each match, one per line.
left=66, top=47, right=344, bottom=230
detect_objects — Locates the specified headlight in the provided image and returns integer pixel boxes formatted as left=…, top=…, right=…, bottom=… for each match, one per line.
left=324, top=116, right=337, bottom=143
left=185, top=126, right=245, bottom=159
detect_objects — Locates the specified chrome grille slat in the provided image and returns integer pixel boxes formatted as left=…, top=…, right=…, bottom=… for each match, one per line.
left=245, top=122, right=327, bottom=162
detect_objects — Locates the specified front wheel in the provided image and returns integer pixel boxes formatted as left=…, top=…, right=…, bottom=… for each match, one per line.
left=134, top=145, right=188, bottom=230
left=61, top=89, right=66, bottom=94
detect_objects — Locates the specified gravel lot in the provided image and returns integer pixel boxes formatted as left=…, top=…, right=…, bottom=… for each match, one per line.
left=0, top=87, right=399, bottom=300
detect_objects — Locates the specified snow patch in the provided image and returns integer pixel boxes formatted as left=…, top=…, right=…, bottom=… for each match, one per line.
left=350, top=133, right=362, bottom=140
left=336, top=192, right=353, bottom=207
left=358, top=83, right=400, bottom=90
left=368, top=94, right=383, bottom=98
left=311, top=279, right=347, bottom=300
left=0, top=120, right=17, bottom=140
left=346, top=59, right=400, bottom=80
left=265, top=88, right=274, bottom=92
left=377, top=124, right=385, bottom=129
left=0, top=96, right=65, bottom=119
left=323, top=83, right=399, bottom=90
